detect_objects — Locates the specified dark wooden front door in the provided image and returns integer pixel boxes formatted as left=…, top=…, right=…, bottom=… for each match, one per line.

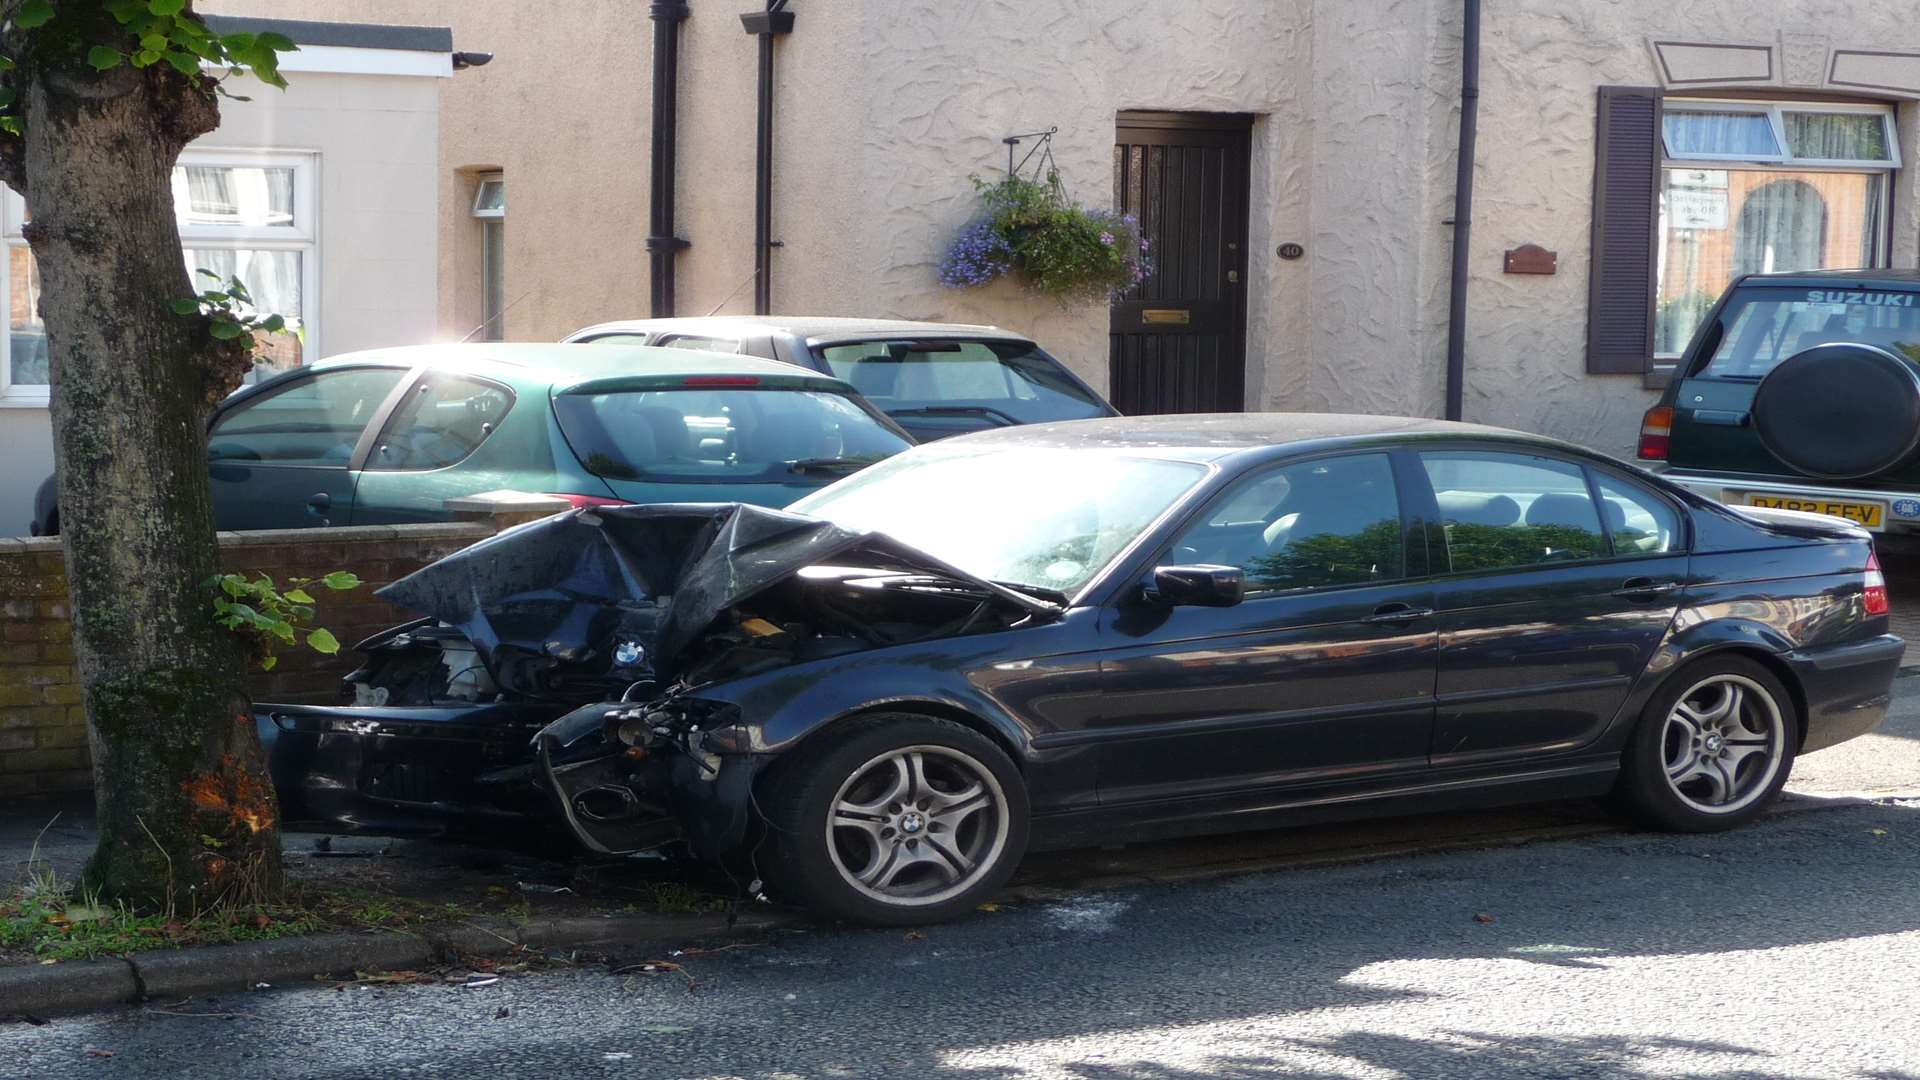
left=1110, top=111, right=1253, bottom=414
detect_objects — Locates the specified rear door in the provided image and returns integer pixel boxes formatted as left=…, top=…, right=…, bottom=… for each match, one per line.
left=205, top=366, right=409, bottom=529
left=1416, top=447, right=1688, bottom=766
left=349, top=372, right=524, bottom=524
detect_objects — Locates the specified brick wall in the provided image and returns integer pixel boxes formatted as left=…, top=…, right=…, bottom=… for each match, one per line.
left=0, top=521, right=495, bottom=799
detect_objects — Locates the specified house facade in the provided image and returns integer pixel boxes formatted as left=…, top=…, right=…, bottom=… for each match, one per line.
left=7, top=1, right=1920, bottom=532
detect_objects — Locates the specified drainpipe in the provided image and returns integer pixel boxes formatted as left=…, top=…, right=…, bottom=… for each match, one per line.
left=1443, top=0, right=1480, bottom=422
left=741, top=0, right=794, bottom=315
left=647, top=1, right=691, bottom=317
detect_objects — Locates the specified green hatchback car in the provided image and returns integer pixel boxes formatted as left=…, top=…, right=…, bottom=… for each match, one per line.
left=29, top=344, right=914, bottom=534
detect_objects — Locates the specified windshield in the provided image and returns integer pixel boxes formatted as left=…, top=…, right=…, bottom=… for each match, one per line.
left=1700, top=289, right=1920, bottom=379
left=789, top=444, right=1209, bottom=595
left=812, top=339, right=1107, bottom=423
left=554, top=388, right=910, bottom=484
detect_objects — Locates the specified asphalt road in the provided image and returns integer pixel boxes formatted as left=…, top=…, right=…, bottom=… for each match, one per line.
left=6, top=678, right=1920, bottom=1079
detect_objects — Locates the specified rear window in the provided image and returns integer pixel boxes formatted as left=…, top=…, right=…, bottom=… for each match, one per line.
left=812, top=339, right=1107, bottom=423
left=553, top=387, right=910, bottom=483
left=1700, top=289, right=1920, bottom=379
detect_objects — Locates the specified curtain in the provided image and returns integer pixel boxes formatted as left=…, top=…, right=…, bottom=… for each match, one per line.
left=1783, top=112, right=1890, bottom=162
left=1662, top=110, right=1778, bottom=157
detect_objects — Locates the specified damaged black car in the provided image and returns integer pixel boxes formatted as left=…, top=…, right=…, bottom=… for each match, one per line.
left=258, top=415, right=1902, bottom=925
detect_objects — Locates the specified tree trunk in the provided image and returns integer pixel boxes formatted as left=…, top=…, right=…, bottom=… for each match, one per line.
left=11, top=46, right=281, bottom=908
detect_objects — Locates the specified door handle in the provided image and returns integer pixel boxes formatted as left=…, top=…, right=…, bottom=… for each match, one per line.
left=1364, top=602, right=1434, bottom=624
left=1613, top=577, right=1680, bottom=600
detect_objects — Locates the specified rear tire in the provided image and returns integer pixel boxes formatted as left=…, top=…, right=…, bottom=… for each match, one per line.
left=1614, top=655, right=1798, bottom=832
left=759, top=713, right=1028, bottom=926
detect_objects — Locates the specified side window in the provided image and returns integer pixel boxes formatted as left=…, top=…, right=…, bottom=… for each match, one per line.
left=367, top=374, right=514, bottom=471
left=657, top=335, right=742, bottom=353
left=579, top=333, right=651, bottom=346
left=1169, top=454, right=1403, bottom=595
left=1596, top=473, right=1682, bottom=556
left=207, top=368, right=405, bottom=466
left=1421, top=451, right=1608, bottom=572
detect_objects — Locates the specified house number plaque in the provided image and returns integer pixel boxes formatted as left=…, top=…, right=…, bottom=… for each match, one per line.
left=1142, top=309, right=1192, bottom=325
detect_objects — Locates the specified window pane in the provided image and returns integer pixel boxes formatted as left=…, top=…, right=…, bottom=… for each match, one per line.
left=1663, top=110, right=1781, bottom=158
left=173, top=165, right=294, bottom=228
left=8, top=244, right=46, bottom=386
left=580, top=333, right=650, bottom=345
left=1657, top=169, right=1884, bottom=355
left=208, top=368, right=405, bottom=466
left=1702, top=289, right=1920, bottom=379
left=553, top=388, right=911, bottom=483
left=1422, top=452, right=1608, bottom=572
left=481, top=220, right=505, bottom=342
left=1784, top=111, right=1891, bottom=162
left=814, top=340, right=1108, bottom=422
left=185, top=248, right=305, bottom=378
left=472, top=177, right=505, bottom=216
left=659, top=335, right=742, bottom=353
left=1171, top=454, right=1402, bottom=594
left=1595, top=474, right=1681, bottom=556
left=368, top=375, right=513, bottom=471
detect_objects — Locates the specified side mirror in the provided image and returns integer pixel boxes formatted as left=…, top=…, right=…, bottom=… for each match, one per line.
left=1144, top=564, right=1245, bottom=608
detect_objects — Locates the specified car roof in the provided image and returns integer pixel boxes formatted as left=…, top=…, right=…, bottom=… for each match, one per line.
left=309, top=342, right=853, bottom=391
left=566, top=315, right=1029, bottom=343
left=1735, top=268, right=1920, bottom=288
left=934, top=413, right=1575, bottom=463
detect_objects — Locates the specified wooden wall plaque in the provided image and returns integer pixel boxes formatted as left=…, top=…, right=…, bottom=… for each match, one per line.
left=1504, top=244, right=1557, bottom=275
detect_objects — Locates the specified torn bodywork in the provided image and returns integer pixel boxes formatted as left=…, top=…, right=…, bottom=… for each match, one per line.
left=258, top=503, right=1056, bottom=857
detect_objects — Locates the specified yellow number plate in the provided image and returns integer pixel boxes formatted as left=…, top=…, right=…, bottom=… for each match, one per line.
left=1744, top=494, right=1885, bottom=529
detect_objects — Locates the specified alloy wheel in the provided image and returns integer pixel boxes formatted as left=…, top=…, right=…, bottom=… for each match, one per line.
left=1660, top=673, right=1786, bottom=815
left=825, top=744, right=1010, bottom=907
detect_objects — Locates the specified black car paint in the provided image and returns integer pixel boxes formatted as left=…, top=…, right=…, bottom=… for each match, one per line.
left=256, top=417, right=1900, bottom=861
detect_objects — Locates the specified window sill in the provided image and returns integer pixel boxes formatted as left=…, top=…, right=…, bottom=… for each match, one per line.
left=0, top=388, right=49, bottom=409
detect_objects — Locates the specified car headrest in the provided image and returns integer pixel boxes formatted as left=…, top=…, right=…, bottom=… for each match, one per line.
left=1435, top=490, right=1520, bottom=527
left=1525, top=492, right=1601, bottom=530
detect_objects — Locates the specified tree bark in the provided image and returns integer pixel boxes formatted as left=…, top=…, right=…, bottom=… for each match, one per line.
left=5, top=11, right=281, bottom=909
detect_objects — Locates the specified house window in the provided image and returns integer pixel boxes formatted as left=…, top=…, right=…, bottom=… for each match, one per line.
left=472, top=173, right=505, bottom=341
left=1655, top=101, right=1896, bottom=356
left=0, top=149, right=317, bottom=402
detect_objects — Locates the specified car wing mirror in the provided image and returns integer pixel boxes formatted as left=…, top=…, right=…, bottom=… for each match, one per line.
left=1144, top=564, right=1245, bottom=608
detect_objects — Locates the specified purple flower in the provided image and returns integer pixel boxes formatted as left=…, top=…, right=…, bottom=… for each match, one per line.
left=1099, top=231, right=1115, bottom=247
left=939, top=219, right=1014, bottom=289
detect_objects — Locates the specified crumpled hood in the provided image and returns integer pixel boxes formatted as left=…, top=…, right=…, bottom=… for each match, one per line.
left=375, top=502, right=1058, bottom=687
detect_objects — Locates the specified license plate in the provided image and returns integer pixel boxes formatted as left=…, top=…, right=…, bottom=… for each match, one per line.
left=1743, top=493, right=1886, bottom=530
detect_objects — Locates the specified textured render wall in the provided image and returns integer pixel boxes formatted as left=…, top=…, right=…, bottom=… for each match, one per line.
left=1466, top=0, right=1920, bottom=458
left=210, top=0, right=652, bottom=343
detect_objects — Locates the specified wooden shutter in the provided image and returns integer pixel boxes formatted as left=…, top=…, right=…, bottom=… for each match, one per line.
left=1586, top=86, right=1663, bottom=374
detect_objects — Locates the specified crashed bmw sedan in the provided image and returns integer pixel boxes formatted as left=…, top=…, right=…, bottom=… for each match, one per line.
left=258, top=414, right=1902, bottom=924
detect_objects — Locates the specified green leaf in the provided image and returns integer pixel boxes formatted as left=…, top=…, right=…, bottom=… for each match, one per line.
left=15, top=0, right=54, bottom=29
left=196, top=267, right=223, bottom=279
left=259, top=654, right=277, bottom=671
left=169, top=297, right=199, bottom=314
left=0, top=55, right=17, bottom=71
left=164, top=49, right=198, bottom=75
left=200, top=291, right=228, bottom=303
left=0, top=118, right=20, bottom=138
left=220, top=32, right=257, bottom=52
left=268, top=620, right=296, bottom=644
left=208, top=319, right=244, bottom=340
left=321, top=571, right=361, bottom=591
left=259, top=314, right=286, bottom=332
left=219, top=575, right=247, bottom=598
left=140, top=33, right=168, bottom=52
left=148, top=0, right=186, bottom=15
left=132, top=50, right=161, bottom=69
left=86, top=46, right=123, bottom=72
left=255, top=31, right=296, bottom=53
left=283, top=588, right=314, bottom=604
left=306, top=627, right=340, bottom=655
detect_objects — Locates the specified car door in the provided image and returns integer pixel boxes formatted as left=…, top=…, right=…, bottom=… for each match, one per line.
left=1090, top=450, right=1439, bottom=806
left=349, top=372, right=522, bottom=524
left=1416, top=447, right=1689, bottom=767
left=205, top=366, right=410, bottom=530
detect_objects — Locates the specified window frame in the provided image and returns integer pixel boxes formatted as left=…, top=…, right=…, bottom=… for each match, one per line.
left=473, top=172, right=505, bottom=343
left=0, top=146, right=320, bottom=406
left=1654, top=97, right=1898, bottom=363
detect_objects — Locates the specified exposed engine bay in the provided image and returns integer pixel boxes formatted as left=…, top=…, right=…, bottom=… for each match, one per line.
left=258, top=503, right=1058, bottom=858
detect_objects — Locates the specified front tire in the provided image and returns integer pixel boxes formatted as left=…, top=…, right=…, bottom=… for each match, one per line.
left=1614, top=655, right=1798, bottom=832
left=760, top=714, right=1029, bottom=926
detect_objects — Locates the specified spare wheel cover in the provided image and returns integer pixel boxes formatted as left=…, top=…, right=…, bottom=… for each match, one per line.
left=1751, top=342, right=1920, bottom=480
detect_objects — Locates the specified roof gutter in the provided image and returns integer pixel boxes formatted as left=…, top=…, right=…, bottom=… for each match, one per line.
left=1443, top=0, right=1480, bottom=422
left=648, top=2, right=691, bottom=317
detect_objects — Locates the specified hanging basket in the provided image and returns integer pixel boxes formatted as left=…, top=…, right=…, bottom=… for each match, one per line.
left=939, top=172, right=1151, bottom=303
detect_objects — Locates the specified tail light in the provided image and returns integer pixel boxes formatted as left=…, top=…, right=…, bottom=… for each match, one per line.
left=1637, top=405, right=1673, bottom=461
left=1865, top=549, right=1890, bottom=617
left=544, top=493, right=631, bottom=509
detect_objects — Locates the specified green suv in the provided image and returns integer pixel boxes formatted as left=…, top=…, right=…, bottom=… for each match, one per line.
left=28, top=343, right=912, bottom=534
left=1639, top=269, right=1920, bottom=554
